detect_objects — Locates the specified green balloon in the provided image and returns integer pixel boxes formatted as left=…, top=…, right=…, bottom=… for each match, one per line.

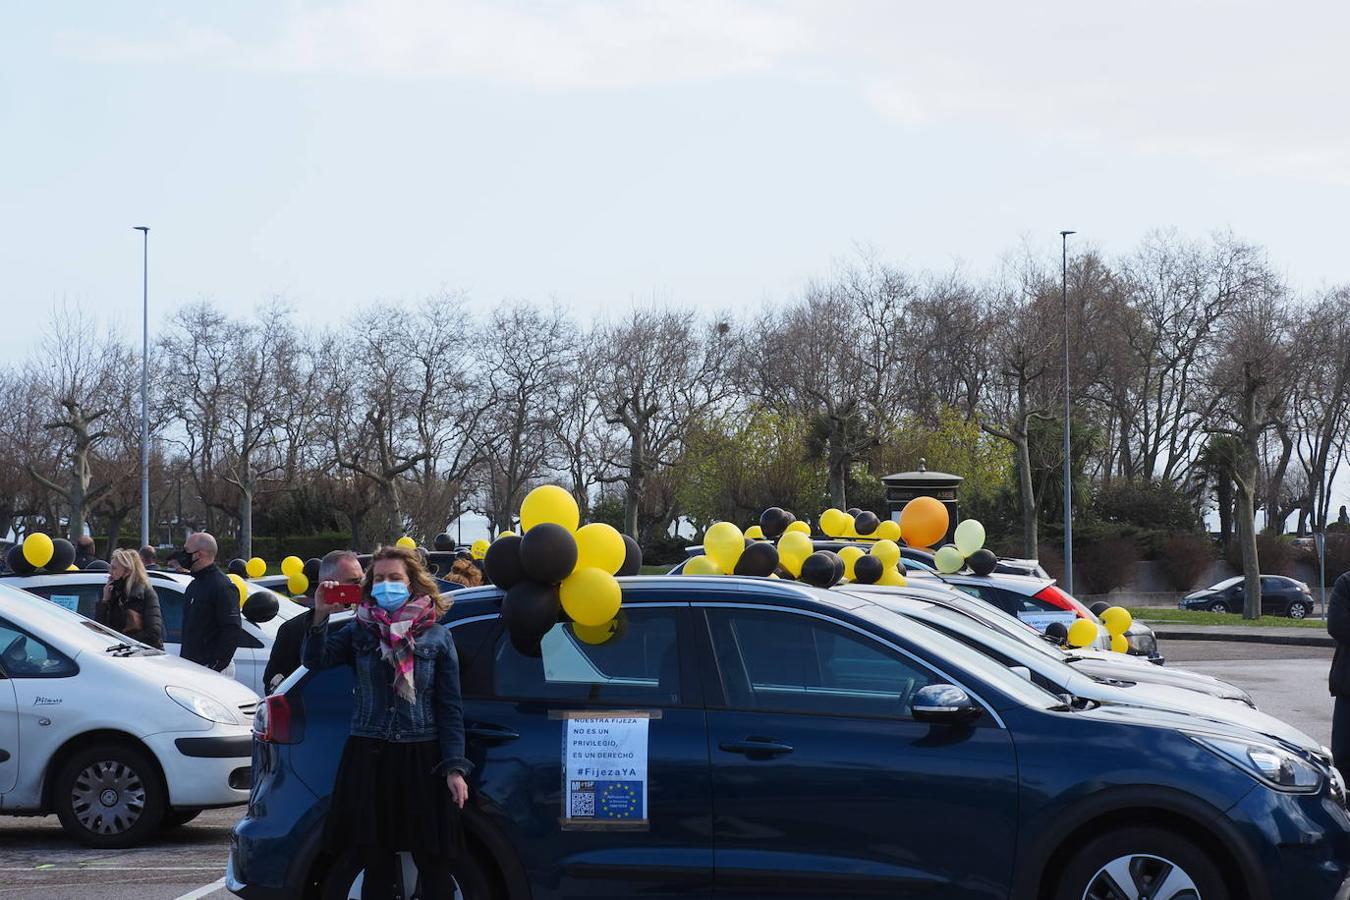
left=954, top=519, right=986, bottom=556
left=935, top=544, right=966, bottom=574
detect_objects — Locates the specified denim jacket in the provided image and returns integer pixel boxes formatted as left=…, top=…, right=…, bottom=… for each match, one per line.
left=302, top=617, right=472, bottom=776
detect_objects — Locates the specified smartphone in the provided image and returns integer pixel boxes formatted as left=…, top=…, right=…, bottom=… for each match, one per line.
left=326, top=584, right=363, bottom=606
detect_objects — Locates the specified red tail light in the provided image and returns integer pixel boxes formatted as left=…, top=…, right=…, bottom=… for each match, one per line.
left=1034, top=584, right=1096, bottom=620
left=254, top=694, right=296, bottom=744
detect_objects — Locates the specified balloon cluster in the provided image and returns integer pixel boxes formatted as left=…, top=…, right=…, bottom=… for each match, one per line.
left=686, top=520, right=846, bottom=588
left=484, top=485, right=643, bottom=652
left=1063, top=607, right=1133, bottom=653
left=5, top=533, right=77, bottom=575
left=838, top=539, right=907, bottom=586
left=932, top=519, right=997, bottom=576
left=818, top=507, right=901, bottom=542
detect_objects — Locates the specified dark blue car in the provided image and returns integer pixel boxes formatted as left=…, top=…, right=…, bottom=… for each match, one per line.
left=229, top=576, right=1350, bottom=900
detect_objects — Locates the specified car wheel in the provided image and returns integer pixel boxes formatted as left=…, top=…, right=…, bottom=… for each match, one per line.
left=1054, top=826, right=1228, bottom=900
left=1207, top=600, right=1229, bottom=613
left=53, top=742, right=165, bottom=849
left=1287, top=600, right=1309, bottom=619
left=160, top=808, right=203, bottom=829
left=321, top=848, right=496, bottom=900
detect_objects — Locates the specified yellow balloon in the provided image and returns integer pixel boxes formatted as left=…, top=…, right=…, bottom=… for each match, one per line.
left=560, top=567, right=623, bottom=626
left=870, top=539, right=901, bottom=569
left=280, top=555, right=303, bottom=577
left=395, top=535, right=417, bottom=550
left=471, top=539, right=490, bottom=560
left=838, top=546, right=865, bottom=580
left=1101, top=606, right=1133, bottom=636
left=934, top=545, right=965, bottom=574
left=954, top=519, right=986, bottom=556
left=785, top=520, right=811, bottom=536
left=1111, top=633, right=1129, bottom=654
left=245, top=557, right=266, bottom=578
left=776, top=532, right=813, bottom=577
left=288, top=573, right=309, bottom=596
left=1067, top=619, right=1098, bottom=648
left=573, top=620, right=619, bottom=646
left=23, top=533, right=54, bottom=568
left=521, top=485, right=580, bottom=533
left=874, top=519, right=900, bottom=542
left=576, top=523, right=626, bottom=574
left=877, top=566, right=907, bottom=587
left=745, top=525, right=765, bottom=540
left=704, top=522, right=746, bottom=573
left=498, top=530, right=517, bottom=539
left=819, top=508, right=850, bottom=538
left=229, top=574, right=249, bottom=607
left=684, top=555, right=723, bottom=576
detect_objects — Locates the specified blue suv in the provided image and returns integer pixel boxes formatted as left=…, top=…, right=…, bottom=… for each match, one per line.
left=229, top=576, right=1350, bottom=900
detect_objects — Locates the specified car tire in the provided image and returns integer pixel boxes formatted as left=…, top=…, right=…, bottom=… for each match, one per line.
left=53, top=742, right=166, bottom=849
left=160, top=808, right=203, bottom=829
left=320, top=848, right=497, bottom=900
left=1207, top=600, right=1229, bottom=613
left=1053, top=826, right=1229, bottom=900
left=1287, top=600, right=1309, bottom=620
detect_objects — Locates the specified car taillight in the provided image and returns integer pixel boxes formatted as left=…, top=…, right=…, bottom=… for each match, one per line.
left=254, top=694, right=296, bottom=744
left=1034, top=584, right=1097, bottom=619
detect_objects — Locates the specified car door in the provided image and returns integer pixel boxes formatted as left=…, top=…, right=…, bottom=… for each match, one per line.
left=454, top=604, right=712, bottom=899
left=0, top=618, right=80, bottom=806
left=696, top=604, right=1018, bottom=900
left=0, top=672, right=16, bottom=795
left=1259, top=578, right=1286, bottom=615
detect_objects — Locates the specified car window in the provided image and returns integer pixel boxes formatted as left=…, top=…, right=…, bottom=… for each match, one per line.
left=478, top=608, right=682, bottom=706
left=157, top=589, right=186, bottom=643
left=24, top=583, right=103, bottom=618
left=1260, top=577, right=1287, bottom=591
left=0, top=619, right=78, bottom=678
left=704, top=607, right=935, bottom=719
left=952, top=584, right=1059, bottom=615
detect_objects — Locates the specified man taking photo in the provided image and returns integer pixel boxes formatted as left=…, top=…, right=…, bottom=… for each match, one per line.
left=263, top=549, right=363, bottom=692
left=177, top=532, right=242, bottom=676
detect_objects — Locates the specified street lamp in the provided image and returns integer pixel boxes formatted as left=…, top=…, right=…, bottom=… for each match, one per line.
left=134, top=226, right=150, bottom=548
left=1060, top=230, right=1076, bottom=594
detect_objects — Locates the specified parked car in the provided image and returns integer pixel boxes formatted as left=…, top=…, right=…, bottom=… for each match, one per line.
left=2, top=570, right=307, bottom=695
left=0, top=582, right=257, bottom=847
left=846, top=580, right=1253, bottom=706
left=1181, top=575, right=1316, bottom=618
left=231, top=576, right=1350, bottom=900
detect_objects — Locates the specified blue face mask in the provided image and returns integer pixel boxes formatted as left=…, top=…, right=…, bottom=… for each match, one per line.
left=371, top=581, right=411, bottom=612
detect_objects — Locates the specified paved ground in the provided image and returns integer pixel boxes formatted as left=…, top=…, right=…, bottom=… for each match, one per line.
left=0, top=640, right=1336, bottom=898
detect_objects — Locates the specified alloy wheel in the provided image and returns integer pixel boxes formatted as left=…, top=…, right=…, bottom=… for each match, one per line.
left=70, top=760, right=147, bottom=835
left=1288, top=602, right=1308, bottom=619
left=1082, top=852, right=1200, bottom=900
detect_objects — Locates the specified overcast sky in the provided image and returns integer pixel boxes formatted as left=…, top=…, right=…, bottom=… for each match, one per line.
left=3, top=1, right=1348, bottom=522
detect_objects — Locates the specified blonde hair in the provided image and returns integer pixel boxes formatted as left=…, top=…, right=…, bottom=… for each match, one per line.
left=364, top=546, right=449, bottom=612
left=110, top=548, right=152, bottom=596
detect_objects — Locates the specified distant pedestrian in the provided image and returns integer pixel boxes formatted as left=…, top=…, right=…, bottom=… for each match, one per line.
left=445, top=558, right=482, bottom=588
left=264, top=550, right=363, bottom=693
left=74, top=535, right=97, bottom=569
left=1327, top=570, right=1350, bottom=777
left=139, top=545, right=161, bottom=571
left=97, top=548, right=165, bottom=649
left=177, top=533, right=242, bottom=676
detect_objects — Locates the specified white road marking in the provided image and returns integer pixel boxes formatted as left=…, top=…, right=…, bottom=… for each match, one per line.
left=174, top=876, right=227, bottom=900
left=0, top=866, right=222, bottom=872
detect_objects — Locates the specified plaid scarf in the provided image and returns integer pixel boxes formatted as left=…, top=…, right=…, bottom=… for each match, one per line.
left=355, top=595, right=438, bottom=704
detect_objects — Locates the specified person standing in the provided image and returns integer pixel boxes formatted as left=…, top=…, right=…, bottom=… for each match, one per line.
left=264, top=550, right=363, bottom=693
left=1327, top=570, right=1350, bottom=778
left=177, top=533, right=242, bottom=676
left=74, top=535, right=97, bottom=569
left=139, top=545, right=161, bottom=571
left=303, top=545, right=469, bottom=900
left=96, top=548, right=164, bottom=649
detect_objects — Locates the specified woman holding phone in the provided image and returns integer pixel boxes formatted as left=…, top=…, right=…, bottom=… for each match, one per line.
left=303, top=545, right=470, bottom=900
left=97, top=548, right=164, bottom=649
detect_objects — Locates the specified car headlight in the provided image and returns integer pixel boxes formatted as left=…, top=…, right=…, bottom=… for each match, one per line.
left=1126, top=632, right=1158, bottom=656
left=166, top=686, right=238, bottom=725
left=1188, top=732, right=1322, bottom=792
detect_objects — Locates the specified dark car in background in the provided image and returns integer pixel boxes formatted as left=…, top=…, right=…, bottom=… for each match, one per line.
left=1181, top=575, right=1316, bottom=618
left=230, top=576, right=1350, bottom=900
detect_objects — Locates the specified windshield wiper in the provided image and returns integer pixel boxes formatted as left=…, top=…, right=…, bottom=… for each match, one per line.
left=104, top=642, right=134, bottom=653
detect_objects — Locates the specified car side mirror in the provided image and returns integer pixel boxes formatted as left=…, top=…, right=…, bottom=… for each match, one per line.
left=911, top=684, right=983, bottom=725
left=242, top=590, right=280, bottom=625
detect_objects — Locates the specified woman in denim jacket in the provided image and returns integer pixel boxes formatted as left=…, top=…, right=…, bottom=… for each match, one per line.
left=304, top=545, right=470, bottom=900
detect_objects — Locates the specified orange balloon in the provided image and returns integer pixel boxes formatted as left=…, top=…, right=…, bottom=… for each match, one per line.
left=899, top=497, right=949, bottom=549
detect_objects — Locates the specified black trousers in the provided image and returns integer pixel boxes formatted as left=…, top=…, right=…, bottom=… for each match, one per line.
left=1333, top=696, right=1350, bottom=782
left=359, top=848, right=457, bottom=900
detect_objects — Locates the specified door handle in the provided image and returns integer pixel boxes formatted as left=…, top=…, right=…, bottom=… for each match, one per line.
left=719, top=738, right=793, bottom=757
left=465, top=722, right=520, bottom=744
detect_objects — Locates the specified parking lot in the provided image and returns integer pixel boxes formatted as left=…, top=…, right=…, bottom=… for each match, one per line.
left=0, top=639, right=1337, bottom=899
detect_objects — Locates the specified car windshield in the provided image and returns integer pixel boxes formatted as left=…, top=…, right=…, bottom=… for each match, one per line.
left=1209, top=576, right=1242, bottom=591
left=924, top=605, right=1070, bottom=664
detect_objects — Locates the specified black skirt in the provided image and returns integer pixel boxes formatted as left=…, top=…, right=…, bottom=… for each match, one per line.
left=324, top=736, right=464, bottom=858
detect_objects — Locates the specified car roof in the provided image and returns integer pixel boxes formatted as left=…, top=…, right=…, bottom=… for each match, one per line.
left=911, top=569, right=1053, bottom=595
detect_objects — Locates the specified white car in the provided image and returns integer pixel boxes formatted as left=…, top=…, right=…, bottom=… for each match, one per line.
left=3, top=570, right=307, bottom=695
left=0, top=582, right=258, bottom=847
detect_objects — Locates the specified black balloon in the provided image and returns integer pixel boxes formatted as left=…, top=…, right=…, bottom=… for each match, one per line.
left=968, top=549, right=998, bottom=576
left=827, top=550, right=846, bottom=584
left=1089, top=600, right=1111, bottom=616
left=617, top=535, right=643, bottom=577
left=799, top=551, right=840, bottom=588
left=48, top=538, right=76, bottom=572
left=227, top=558, right=248, bottom=577
left=847, top=507, right=863, bottom=518
left=85, top=559, right=110, bottom=572
left=854, top=511, right=880, bottom=536
left=759, top=507, right=792, bottom=539
left=853, top=555, right=883, bottom=584
left=433, top=532, right=454, bottom=551
left=484, top=535, right=526, bottom=589
left=303, top=557, right=322, bottom=584
left=5, top=544, right=35, bottom=575
left=503, top=580, right=561, bottom=639
left=509, top=631, right=544, bottom=658
left=1044, top=621, right=1069, bottom=644
left=734, top=541, right=780, bottom=577
left=519, top=523, right=578, bottom=584
left=242, top=590, right=280, bottom=625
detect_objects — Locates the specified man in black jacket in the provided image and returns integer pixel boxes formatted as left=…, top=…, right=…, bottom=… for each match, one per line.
left=264, top=549, right=363, bottom=692
left=74, top=535, right=97, bottom=569
left=1327, top=570, right=1350, bottom=777
left=177, top=533, right=242, bottom=675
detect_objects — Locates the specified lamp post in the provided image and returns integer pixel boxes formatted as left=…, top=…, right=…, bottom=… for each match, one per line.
left=1060, top=230, right=1076, bottom=594
left=134, top=226, right=150, bottom=548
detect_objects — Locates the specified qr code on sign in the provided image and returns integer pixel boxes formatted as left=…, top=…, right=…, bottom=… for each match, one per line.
left=570, top=791, right=595, bottom=817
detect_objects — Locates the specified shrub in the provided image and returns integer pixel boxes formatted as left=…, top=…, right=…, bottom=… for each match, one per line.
left=1075, top=537, right=1139, bottom=594
left=1159, top=533, right=1216, bottom=591
left=1090, top=479, right=1201, bottom=533
left=1224, top=532, right=1295, bottom=576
